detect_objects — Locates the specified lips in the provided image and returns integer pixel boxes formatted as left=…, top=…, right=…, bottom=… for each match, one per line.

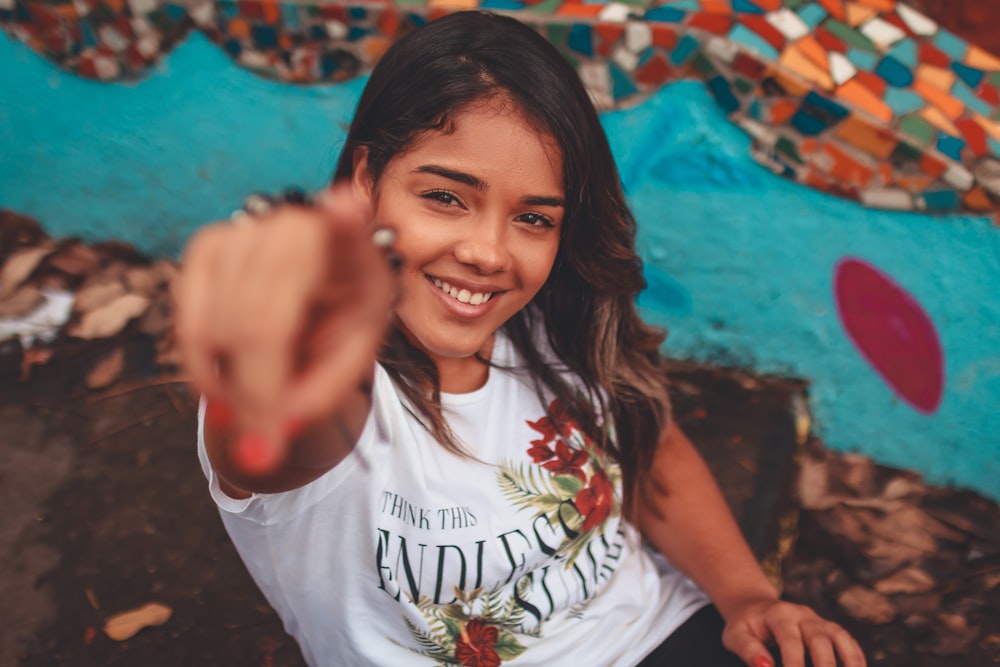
left=429, top=276, right=496, bottom=306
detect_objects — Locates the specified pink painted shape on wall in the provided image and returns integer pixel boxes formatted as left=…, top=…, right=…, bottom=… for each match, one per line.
left=834, top=258, right=945, bottom=414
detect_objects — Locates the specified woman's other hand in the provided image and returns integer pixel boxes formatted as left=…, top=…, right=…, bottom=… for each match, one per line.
left=722, top=598, right=867, bottom=667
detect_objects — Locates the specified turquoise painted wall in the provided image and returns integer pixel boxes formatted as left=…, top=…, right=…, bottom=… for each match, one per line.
left=2, top=31, right=998, bottom=499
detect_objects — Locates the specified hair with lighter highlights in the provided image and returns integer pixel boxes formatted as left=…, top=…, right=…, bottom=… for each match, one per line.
left=333, top=11, right=672, bottom=514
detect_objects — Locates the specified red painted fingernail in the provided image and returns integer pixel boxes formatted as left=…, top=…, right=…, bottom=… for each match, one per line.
left=205, top=398, right=234, bottom=428
left=234, top=432, right=280, bottom=475
left=753, top=655, right=774, bottom=667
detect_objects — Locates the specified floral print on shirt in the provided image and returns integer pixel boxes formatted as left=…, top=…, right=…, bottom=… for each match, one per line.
left=401, top=397, right=622, bottom=665
left=498, top=397, right=622, bottom=566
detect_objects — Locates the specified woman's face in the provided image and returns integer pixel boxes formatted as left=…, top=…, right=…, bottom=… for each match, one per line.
left=354, top=98, right=564, bottom=370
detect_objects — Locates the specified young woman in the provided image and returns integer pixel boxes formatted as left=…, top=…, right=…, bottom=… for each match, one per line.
left=175, top=11, right=865, bottom=667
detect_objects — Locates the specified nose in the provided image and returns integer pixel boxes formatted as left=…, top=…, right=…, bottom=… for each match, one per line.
left=452, top=215, right=512, bottom=275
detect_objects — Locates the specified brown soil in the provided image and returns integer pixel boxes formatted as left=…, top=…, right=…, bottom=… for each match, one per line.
left=2, top=333, right=998, bottom=666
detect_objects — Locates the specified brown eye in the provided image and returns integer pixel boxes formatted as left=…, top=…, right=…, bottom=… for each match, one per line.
left=518, top=212, right=555, bottom=228
left=421, top=190, right=462, bottom=207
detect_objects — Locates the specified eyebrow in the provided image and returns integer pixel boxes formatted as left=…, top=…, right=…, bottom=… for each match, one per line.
left=414, top=164, right=565, bottom=208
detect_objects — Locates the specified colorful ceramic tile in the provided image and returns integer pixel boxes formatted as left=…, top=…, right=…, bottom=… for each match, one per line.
left=844, top=3, right=876, bottom=28
left=727, top=23, right=779, bottom=60
left=951, top=79, right=993, bottom=118
left=779, top=42, right=833, bottom=89
left=796, top=3, right=827, bottom=29
left=5, top=0, right=1000, bottom=214
left=933, top=29, right=967, bottom=62
left=836, top=78, right=892, bottom=122
left=828, top=50, right=855, bottom=85
left=894, top=3, right=936, bottom=37
left=875, top=55, right=912, bottom=87
left=883, top=87, right=925, bottom=115
left=765, top=7, right=808, bottom=41
left=688, top=11, right=733, bottom=35
left=813, top=25, right=847, bottom=53
left=887, top=36, right=916, bottom=67
left=915, top=64, right=955, bottom=93
left=834, top=112, right=896, bottom=159
left=858, top=16, right=905, bottom=48
left=965, top=45, right=1000, bottom=72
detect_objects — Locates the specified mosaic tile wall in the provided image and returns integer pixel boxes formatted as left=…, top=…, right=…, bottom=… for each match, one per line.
left=3, top=0, right=1000, bottom=216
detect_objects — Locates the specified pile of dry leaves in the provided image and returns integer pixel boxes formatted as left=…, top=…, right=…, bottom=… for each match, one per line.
left=783, top=440, right=1000, bottom=665
left=3, top=209, right=999, bottom=664
left=0, top=210, right=179, bottom=391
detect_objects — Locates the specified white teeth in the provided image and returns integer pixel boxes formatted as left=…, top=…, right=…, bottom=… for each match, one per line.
left=430, top=277, right=493, bottom=305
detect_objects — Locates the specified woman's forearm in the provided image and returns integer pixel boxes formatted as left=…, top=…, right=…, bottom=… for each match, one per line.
left=636, top=421, right=779, bottom=621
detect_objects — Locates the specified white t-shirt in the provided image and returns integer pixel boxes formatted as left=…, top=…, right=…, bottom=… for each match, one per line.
left=198, top=332, right=708, bottom=666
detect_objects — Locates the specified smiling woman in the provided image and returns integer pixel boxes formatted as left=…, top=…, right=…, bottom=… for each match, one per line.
left=351, top=99, right=564, bottom=392
left=172, top=11, right=866, bottom=667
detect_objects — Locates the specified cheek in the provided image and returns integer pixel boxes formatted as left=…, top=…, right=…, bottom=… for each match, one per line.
left=525, top=243, right=560, bottom=287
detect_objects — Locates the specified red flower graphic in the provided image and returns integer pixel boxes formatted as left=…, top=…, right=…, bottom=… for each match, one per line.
left=541, top=440, right=588, bottom=481
left=575, top=469, right=615, bottom=532
left=455, top=618, right=501, bottom=667
left=525, top=399, right=573, bottom=446
left=527, top=440, right=555, bottom=464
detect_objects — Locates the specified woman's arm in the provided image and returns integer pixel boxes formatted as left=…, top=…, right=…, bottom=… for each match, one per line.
left=175, top=185, right=395, bottom=494
left=636, top=421, right=866, bottom=667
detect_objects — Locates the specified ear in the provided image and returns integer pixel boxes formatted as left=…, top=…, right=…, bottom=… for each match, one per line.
left=351, top=146, right=374, bottom=205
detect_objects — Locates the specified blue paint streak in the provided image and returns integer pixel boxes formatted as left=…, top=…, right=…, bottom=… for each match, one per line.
left=601, top=82, right=1000, bottom=500
left=638, top=266, right=692, bottom=314
left=2, top=35, right=1000, bottom=501
left=0, top=32, right=365, bottom=257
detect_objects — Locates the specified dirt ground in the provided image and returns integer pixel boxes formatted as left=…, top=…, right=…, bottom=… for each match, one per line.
left=2, top=333, right=998, bottom=667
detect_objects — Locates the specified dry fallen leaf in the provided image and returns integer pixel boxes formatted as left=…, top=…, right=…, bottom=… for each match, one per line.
left=104, top=602, right=172, bottom=641
left=0, top=244, right=52, bottom=300
left=138, top=295, right=172, bottom=337
left=837, top=585, right=896, bottom=624
left=68, top=294, right=150, bottom=339
left=20, top=347, right=53, bottom=382
left=0, top=285, right=44, bottom=318
left=86, top=347, right=125, bottom=389
left=798, top=455, right=831, bottom=510
left=125, top=267, right=159, bottom=296
left=46, top=242, right=99, bottom=277
left=73, top=280, right=126, bottom=314
left=151, top=259, right=178, bottom=287
left=874, top=566, right=936, bottom=595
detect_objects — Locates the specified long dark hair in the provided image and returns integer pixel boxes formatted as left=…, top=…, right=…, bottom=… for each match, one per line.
left=334, top=11, right=671, bottom=515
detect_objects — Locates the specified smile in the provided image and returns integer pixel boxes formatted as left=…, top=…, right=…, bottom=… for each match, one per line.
left=429, top=277, right=495, bottom=306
